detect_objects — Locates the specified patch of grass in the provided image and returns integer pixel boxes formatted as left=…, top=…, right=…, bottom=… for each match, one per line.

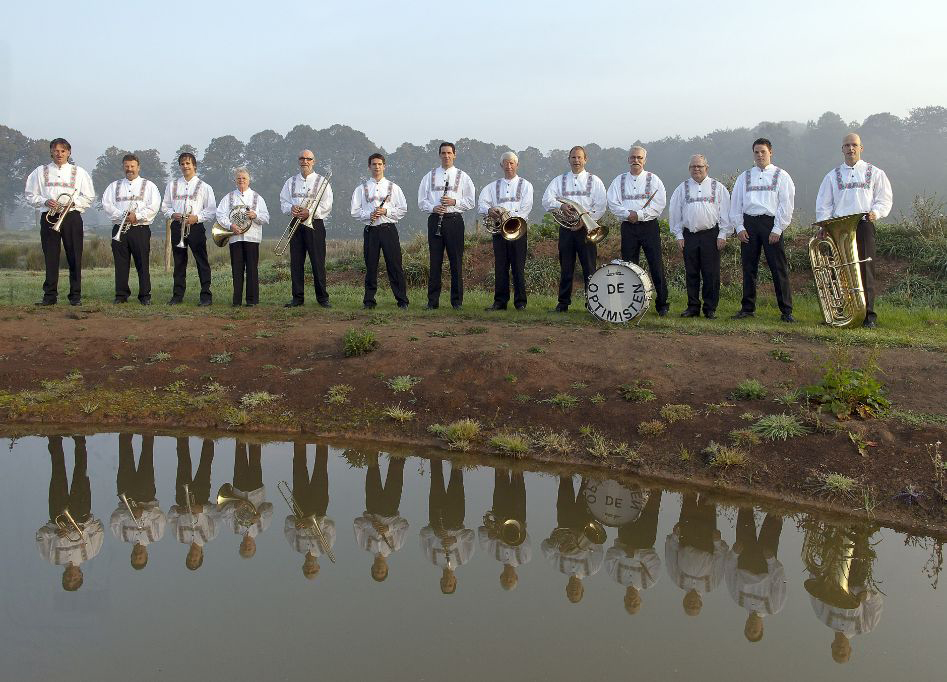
left=429, top=418, right=482, bottom=450
left=116, top=365, right=135, bottom=372
left=730, top=379, right=768, bottom=401
left=582, top=427, right=639, bottom=463
left=589, top=393, right=606, bottom=405
left=530, top=428, right=576, bottom=453
left=171, top=364, right=190, bottom=374
left=678, top=446, right=693, bottom=462
left=805, top=349, right=890, bottom=420
left=286, top=367, right=311, bottom=376
left=770, top=334, right=786, bottom=345
left=124, top=335, right=138, bottom=342
left=209, top=352, right=233, bottom=365
left=930, top=441, right=946, bottom=502
left=770, top=349, right=793, bottom=363
left=637, top=420, right=666, bottom=436
left=660, top=403, right=694, bottom=423
left=79, top=401, right=99, bottom=415
left=489, top=432, right=530, bottom=456
left=382, top=405, right=416, bottom=423
left=255, top=329, right=275, bottom=338
left=343, top=328, right=378, bottom=357
left=325, top=384, right=353, bottom=405
left=222, top=407, right=251, bottom=427
left=890, top=409, right=947, bottom=429
left=464, top=326, right=487, bottom=335
left=750, top=413, right=811, bottom=441
left=730, top=429, right=762, bottom=447
left=428, top=329, right=456, bottom=338
left=239, top=391, right=281, bottom=409
left=542, top=392, right=578, bottom=409
left=773, top=387, right=803, bottom=406
left=514, top=393, right=531, bottom=404
left=386, top=375, right=421, bottom=393
left=704, top=441, right=748, bottom=468
left=504, top=374, right=518, bottom=383
left=618, top=380, right=656, bottom=403
left=527, top=346, right=546, bottom=354
left=148, top=351, right=171, bottom=363
left=570, top=381, right=588, bottom=390
left=813, top=471, right=858, bottom=498
left=704, top=401, right=735, bottom=414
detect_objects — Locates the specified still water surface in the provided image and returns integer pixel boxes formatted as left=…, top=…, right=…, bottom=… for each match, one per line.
left=0, top=433, right=944, bottom=681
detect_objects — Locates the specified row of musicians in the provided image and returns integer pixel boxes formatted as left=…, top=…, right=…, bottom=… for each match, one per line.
left=37, top=436, right=880, bottom=662
left=26, top=133, right=892, bottom=327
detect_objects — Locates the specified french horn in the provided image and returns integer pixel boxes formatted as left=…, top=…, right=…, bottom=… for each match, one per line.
left=212, top=206, right=253, bottom=247
left=216, top=483, right=261, bottom=527
left=483, top=510, right=527, bottom=546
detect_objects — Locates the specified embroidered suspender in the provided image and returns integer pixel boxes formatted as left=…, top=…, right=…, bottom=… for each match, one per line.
left=42, top=164, right=78, bottom=189
left=745, top=167, right=781, bottom=192
left=493, top=177, right=524, bottom=204
left=116, top=178, right=147, bottom=203
left=619, top=172, right=653, bottom=201
left=683, top=179, right=718, bottom=204
left=229, top=190, right=259, bottom=211
left=429, top=168, right=462, bottom=193
left=835, top=163, right=874, bottom=191
left=292, top=174, right=325, bottom=199
left=559, top=173, right=593, bottom=198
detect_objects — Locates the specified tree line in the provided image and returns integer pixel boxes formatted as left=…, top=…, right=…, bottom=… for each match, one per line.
left=2, top=107, right=945, bottom=237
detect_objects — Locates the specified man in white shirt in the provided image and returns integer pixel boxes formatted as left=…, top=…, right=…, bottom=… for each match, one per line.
left=102, top=154, right=162, bottom=305
left=110, top=433, right=165, bottom=571
left=353, top=452, right=409, bottom=583
left=729, top=138, right=797, bottom=323
left=541, top=475, right=604, bottom=604
left=478, top=468, right=531, bottom=591
left=222, top=441, right=273, bottom=560
left=161, top=152, right=217, bottom=306
left=668, top=155, right=730, bottom=318
left=216, top=168, right=268, bottom=307
left=284, top=443, right=336, bottom=580
left=420, top=459, right=475, bottom=594
left=168, top=437, right=217, bottom=571
left=417, top=142, right=476, bottom=309
left=815, top=133, right=894, bottom=328
left=351, top=153, right=409, bottom=309
left=665, top=492, right=728, bottom=616
left=280, top=150, right=333, bottom=308
left=24, top=138, right=95, bottom=306
left=607, top=146, right=669, bottom=316
left=604, top=490, right=662, bottom=615
left=542, top=146, right=607, bottom=313
left=479, top=152, right=534, bottom=311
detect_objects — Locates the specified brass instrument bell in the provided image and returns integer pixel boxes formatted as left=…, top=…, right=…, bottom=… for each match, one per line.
left=216, top=483, right=260, bottom=527
left=483, top=511, right=527, bottom=547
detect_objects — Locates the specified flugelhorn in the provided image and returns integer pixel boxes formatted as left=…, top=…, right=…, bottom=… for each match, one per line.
left=113, top=201, right=138, bottom=242
left=212, top=205, right=253, bottom=247
left=216, top=483, right=261, bottom=528
left=176, top=199, right=192, bottom=249
left=551, top=196, right=608, bottom=244
left=44, top=189, right=79, bottom=233
left=119, top=492, right=145, bottom=531
left=483, top=510, right=526, bottom=546
left=277, top=480, right=335, bottom=562
left=275, top=171, right=332, bottom=258
left=809, top=213, right=870, bottom=328
left=483, top=208, right=527, bottom=241
left=54, top=507, right=85, bottom=542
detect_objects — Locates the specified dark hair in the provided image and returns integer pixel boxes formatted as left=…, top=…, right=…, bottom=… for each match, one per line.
left=438, top=142, right=456, bottom=154
left=49, top=138, right=71, bottom=151
left=368, top=152, right=386, bottom=165
left=569, top=145, right=587, bottom=158
left=122, top=153, right=140, bottom=165
left=752, top=138, right=772, bottom=151
left=178, top=152, right=198, bottom=168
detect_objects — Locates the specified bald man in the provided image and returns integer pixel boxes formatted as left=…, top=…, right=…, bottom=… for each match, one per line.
left=815, top=133, right=893, bottom=328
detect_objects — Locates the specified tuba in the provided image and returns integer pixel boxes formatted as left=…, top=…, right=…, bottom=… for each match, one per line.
left=212, top=205, right=253, bottom=247
left=551, top=196, right=608, bottom=244
left=216, top=483, right=261, bottom=527
left=801, top=521, right=865, bottom=610
left=483, top=209, right=527, bottom=241
left=44, top=190, right=79, bottom=233
left=809, top=213, right=870, bottom=328
left=483, top=511, right=527, bottom=546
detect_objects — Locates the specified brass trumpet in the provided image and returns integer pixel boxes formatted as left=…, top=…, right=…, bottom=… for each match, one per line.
left=551, top=196, right=608, bottom=244
left=119, top=492, right=145, bottom=531
left=113, top=201, right=138, bottom=242
left=277, top=480, right=335, bottom=562
left=275, top=171, right=332, bottom=258
left=176, top=200, right=192, bottom=249
left=217, top=483, right=261, bottom=528
left=44, top=189, right=79, bottom=233
left=483, top=209, right=527, bottom=241
left=482, top=511, right=526, bottom=546
left=54, top=507, right=85, bottom=542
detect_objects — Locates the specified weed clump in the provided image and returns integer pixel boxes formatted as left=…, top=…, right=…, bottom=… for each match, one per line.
left=222, top=407, right=251, bottom=426
left=240, top=391, right=281, bottom=409
left=750, top=413, right=811, bottom=441
left=660, top=403, right=694, bottom=423
left=382, top=405, right=415, bottom=423
left=343, top=328, right=378, bottom=357
left=209, top=352, right=233, bottom=365
left=729, top=429, right=762, bottom=447
left=430, top=418, right=481, bottom=450
left=703, top=441, right=748, bottom=468
left=730, top=379, right=767, bottom=401
left=542, top=392, right=578, bottom=409
left=618, top=380, right=656, bottom=403
left=529, top=428, right=576, bottom=453
left=489, top=432, right=530, bottom=456
left=325, top=384, right=353, bottom=405
left=386, top=375, right=421, bottom=393
left=637, top=420, right=666, bottom=436
left=812, top=471, right=858, bottom=498
left=805, top=351, right=890, bottom=419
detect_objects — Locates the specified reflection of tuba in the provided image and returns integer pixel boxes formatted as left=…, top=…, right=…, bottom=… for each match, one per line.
left=216, top=483, right=260, bottom=527
left=483, top=511, right=526, bottom=546
left=551, top=197, right=608, bottom=244
left=212, top=206, right=253, bottom=247
left=809, top=213, right=870, bottom=328
left=483, top=209, right=527, bottom=241
left=801, top=522, right=866, bottom=610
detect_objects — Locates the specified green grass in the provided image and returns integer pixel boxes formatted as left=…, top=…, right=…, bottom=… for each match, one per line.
left=382, top=404, right=415, bottom=423
left=325, top=384, right=353, bottom=405
left=618, top=380, right=656, bottom=403
left=239, top=391, right=280, bottom=409
left=542, top=392, right=578, bottom=409
left=730, top=379, right=768, bottom=401
left=489, top=432, right=530, bottom=456
left=386, top=375, right=421, bottom=393
left=342, top=328, right=378, bottom=357
left=704, top=441, right=748, bottom=468
left=660, top=403, right=694, bottom=423
left=750, top=413, right=811, bottom=441
left=813, top=471, right=858, bottom=498
left=637, top=419, right=666, bottom=436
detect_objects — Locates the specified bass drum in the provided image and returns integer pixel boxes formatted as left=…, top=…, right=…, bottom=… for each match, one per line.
left=585, top=259, right=653, bottom=324
left=580, top=478, right=649, bottom=527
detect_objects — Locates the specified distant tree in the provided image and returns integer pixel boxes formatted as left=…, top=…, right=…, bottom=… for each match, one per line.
left=201, top=135, right=246, bottom=196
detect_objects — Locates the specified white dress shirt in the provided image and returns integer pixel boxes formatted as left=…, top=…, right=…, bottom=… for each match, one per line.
left=216, top=189, right=269, bottom=243
left=353, top=513, right=410, bottom=557
left=728, top=164, right=795, bottom=235
left=541, top=170, right=607, bottom=221
left=102, top=176, right=162, bottom=226
left=417, top=166, right=476, bottom=215
left=279, top=172, right=333, bottom=220
left=604, top=543, right=662, bottom=590
left=477, top=175, right=534, bottom=220
left=168, top=505, right=219, bottom=546
left=815, top=160, right=893, bottom=222
left=724, top=551, right=788, bottom=616
left=36, top=519, right=105, bottom=566
left=477, top=526, right=533, bottom=567
left=810, top=583, right=884, bottom=637
left=25, top=162, right=95, bottom=215
left=350, top=178, right=408, bottom=226
left=664, top=531, right=729, bottom=594
left=284, top=515, right=337, bottom=557
left=161, top=176, right=217, bottom=224
left=109, top=501, right=167, bottom=546
left=606, top=171, right=667, bottom=222
left=221, top=486, right=274, bottom=538
left=540, top=536, right=605, bottom=578
left=419, top=526, right=475, bottom=569
left=668, top=177, right=731, bottom=240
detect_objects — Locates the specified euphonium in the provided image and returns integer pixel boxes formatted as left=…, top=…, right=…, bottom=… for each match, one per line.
left=212, top=205, right=252, bottom=247
left=483, top=510, right=526, bottom=546
left=809, top=213, right=870, bottom=328
left=551, top=196, right=608, bottom=244
left=44, top=189, right=79, bottom=233
left=483, top=209, right=527, bottom=241
left=275, top=170, right=332, bottom=258
left=216, top=483, right=260, bottom=527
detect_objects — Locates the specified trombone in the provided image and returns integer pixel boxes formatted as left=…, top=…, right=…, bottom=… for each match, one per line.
left=54, top=507, right=86, bottom=542
left=119, top=492, right=145, bottom=531
left=277, top=480, right=335, bottom=562
left=274, top=171, right=332, bottom=258
left=113, top=201, right=138, bottom=242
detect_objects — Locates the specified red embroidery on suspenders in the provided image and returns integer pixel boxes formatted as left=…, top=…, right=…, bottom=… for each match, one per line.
left=292, top=174, right=326, bottom=199
left=493, top=177, right=524, bottom=204
left=229, top=190, right=259, bottom=212
left=835, top=163, right=873, bottom=191
left=362, top=179, right=396, bottom=204
left=172, top=178, right=203, bottom=202
left=115, top=178, right=147, bottom=203
left=560, top=173, right=594, bottom=197
left=619, top=172, right=653, bottom=201
left=745, top=167, right=781, bottom=192
left=42, top=164, right=78, bottom=189
left=683, top=179, right=718, bottom=204
left=429, top=168, right=462, bottom=193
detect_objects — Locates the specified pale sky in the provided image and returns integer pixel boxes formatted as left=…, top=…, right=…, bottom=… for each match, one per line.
left=2, top=0, right=944, bottom=167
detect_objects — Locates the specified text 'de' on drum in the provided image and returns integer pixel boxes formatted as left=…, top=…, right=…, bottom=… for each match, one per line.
left=585, top=259, right=653, bottom=324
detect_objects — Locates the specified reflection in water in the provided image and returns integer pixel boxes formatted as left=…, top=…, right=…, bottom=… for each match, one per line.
left=726, top=508, right=787, bottom=642
left=284, top=443, right=336, bottom=579
left=421, top=459, right=474, bottom=594
left=605, top=489, right=663, bottom=615
left=169, top=437, right=217, bottom=570
left=666, top=492, right=728, bottom=616
left=110, top=433, right=166, bottom=571
left=479, top=468, right=531, bottom=591
left=220, top=441, right=274, bottom=560
left=542, top=476, right=605, bottom=603
left=353, top=451, right=409, bottom=583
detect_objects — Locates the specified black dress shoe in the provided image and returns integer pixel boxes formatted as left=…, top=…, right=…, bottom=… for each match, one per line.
left=284, top=301, right=303, bottom=308
left=514, top=304, right=526, bottom=310
left=731, top=310, right=754, bottom=319
left=69, top=300, right=81, bottom=307
left=34, top=300, right=55, bottom=306
left=780, top=313, right=796, bottom=323
left=244, top=303, right=256, bottom=307
left=680, top=309, right=700, bottom=318
left=167, top=299, right=182, bottom=306
left=397, top=302, right=409, bottom=309
left=704, top=311, right=717, bottom=319
left=318, top=301, right=332, bottom=309
left=198, top=300, right=212, bottom=307
left=550, top=305, right=568, bottom=313
left=657, top=307, right=669, bottom=317
left=363, top=303, right=376, bottom=309
left=113, top=298, right=127, bottom=304
left=140, top=300, right=152, bottom=306
left=452, top=304, right=462, bottom=310
left=424, top=303, right=438, bottom=310
left=863, top=319, right=877, bottom=328
left=484, top=303, right=507, bottom=311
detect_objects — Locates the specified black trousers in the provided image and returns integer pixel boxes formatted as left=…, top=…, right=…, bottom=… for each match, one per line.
left=293, top=443, right=329, bottom=517
left=556, top=476, right=593, bottom=530
left=739, top=214, right=792, bottom=315
left=617, top=489, right=662, bottom=552
left=116, top=433, right=156, bottom=502
left=363, top=223, right=408, bottom=306
left=289, top=219, right=329, bottom=304
left=735, top=507, right=783, bottom=575
left=170, top=221, right=212, bottom=303
left=429, top=459, right=465, bottom=530
left=678, top=493, right=717, bottom=554
left=621, top=219, right=668, bottom=310
left=492, top=469, right=527, bottom=524
left=366, top=456, right=406, bottom=517
left=557, top=227, right=597, bottom=306
left=111, top=224, right=151, bottom=303
left=175, top=437, right=215, bottom=507
left=233, top=441, right=263, bottom=492
left=492, top=233, right=527, bottom=307
left=427, top=213, right=465, bottom=307
left=48, top=436, right=90, bottom=522
left=40, top=211, right=83, bottom=304
left=856, top=218, right=877, bottom=323
left=683, top=228, right=721, bottom=314
left=229, top=241, right=260, bottom=305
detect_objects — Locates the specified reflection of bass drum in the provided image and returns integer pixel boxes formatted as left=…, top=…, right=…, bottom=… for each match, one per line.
left=585, top=260, right=653, bottom=324
left=580, top=478, right=649, bottom=527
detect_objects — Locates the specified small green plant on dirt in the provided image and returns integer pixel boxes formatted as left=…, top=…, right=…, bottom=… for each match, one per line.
left=428, top=329, right=456, bottom=338
left=431, top=418, right=481, bottom=450
left=730, top=429, right=762, bottom=447
left=740, top=412, right=759, bottom=421
left=773, top=387, right=803, bottom=406
left=890, top=410, right=947, bottom=428
left=813, top=471, right=858, bottom=498
left=804, top=350, right=890, bottom=420
left=618, top=380, right=656, bottom=403
left=848, top=431, right=875, bottom=457
left=116, top=365, right=135, bottom=372
left=79, top=401, right=99, bottom=415
left=750, top=413, right=810, bottom=441
left=63, top=345, right=78, bottom=356
left=583, top=427, right=638, bottom=463
left=504, top=374, right=518, bottom=383
left=464, top=326, right=487, bottom=335
left=490, top=432, right=530, bottom=456
left=730, top=379, right=767, bottom=401
left=529, top=428, right=575, bottom=453
left=570, top=381, right=588, bottom=390
left=637, top=420, right=666, bottom=436
left=679, top=446, right=692, bottom=462
left=255, top=330, right=275, bottom=338
left=148, top=351, right=171, bottom=363
left=704, top=401, right=735, bottom=414
left=386, top=375, right=421, bottom=393
left=171, top=364, right=189, bottom=374
left=222, top=407, right=251, bottom=426
left=527, top=346, right=545, bottom=354
left=770, top=349, right=793, bottom=363
left=704, top=441, right=748, bottom=468
left=660, top=404, right=694, bottom=423
left=542, top=392, right=578, bottom=409
left=325, top=384, right=353, bottom=405
left=770, top=334, right=786, bottom=345
left=209, top=352, right=233, bottom=364
left=124, top=335, right=138, bottom=342
left=514, top=393, right=531, bottom=404
left=589, top=393, right=606, bottom=404
left=930, top=441, right=946, bottom=502
left=240, top=391, right=280, bottom=409
left=343, top=328, right=378, bottom=357
left=382, top=405, right=415, bottom=423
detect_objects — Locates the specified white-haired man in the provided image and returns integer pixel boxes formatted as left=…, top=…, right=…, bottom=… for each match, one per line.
left=216, top=168, right=268, bottom=307
left=479, top=151, right=533, bottom=310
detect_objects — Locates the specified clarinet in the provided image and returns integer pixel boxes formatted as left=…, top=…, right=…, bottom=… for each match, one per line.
left=435, top=175, right=450, bottom=238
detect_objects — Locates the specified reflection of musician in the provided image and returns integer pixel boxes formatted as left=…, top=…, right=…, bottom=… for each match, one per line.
left=478, top=468, right=531, bottom=591
left=109, top=433, right=166, bottom=571
left=541, top=146, right=607, bottom=313
left=216, top=168, right=269, bottom=307
left=725, top=508, right=786, bottom=642
left=102, top=154, right=162, bottom=305
left=161, top=152, right=217, bottom=306
left=223, top=441, right=274, bottom=559
left=665, top=492, right=728, bottom=616
left=284, top=443, right=336, bottom=580
left=24, top=138, right=95, bottom=307
left=541, top=476, right=604, bottom=604
left=478, top=152, right=534, bottom=311
left=815, top=133, right=893, bottom=328
left=420, top=460, right=474, bottom=594
left=35, top=436, right=104, bottom=591
left=353, top=452, right=409, bottom=582
left=167, top=437, right=218, bottom=571
left=605, top=490, right=662, bottom=615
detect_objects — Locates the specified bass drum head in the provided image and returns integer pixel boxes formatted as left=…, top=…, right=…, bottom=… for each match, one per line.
left=580, top=478, right=649, bottom=527
left=586, top=260, right=654, bottom=324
